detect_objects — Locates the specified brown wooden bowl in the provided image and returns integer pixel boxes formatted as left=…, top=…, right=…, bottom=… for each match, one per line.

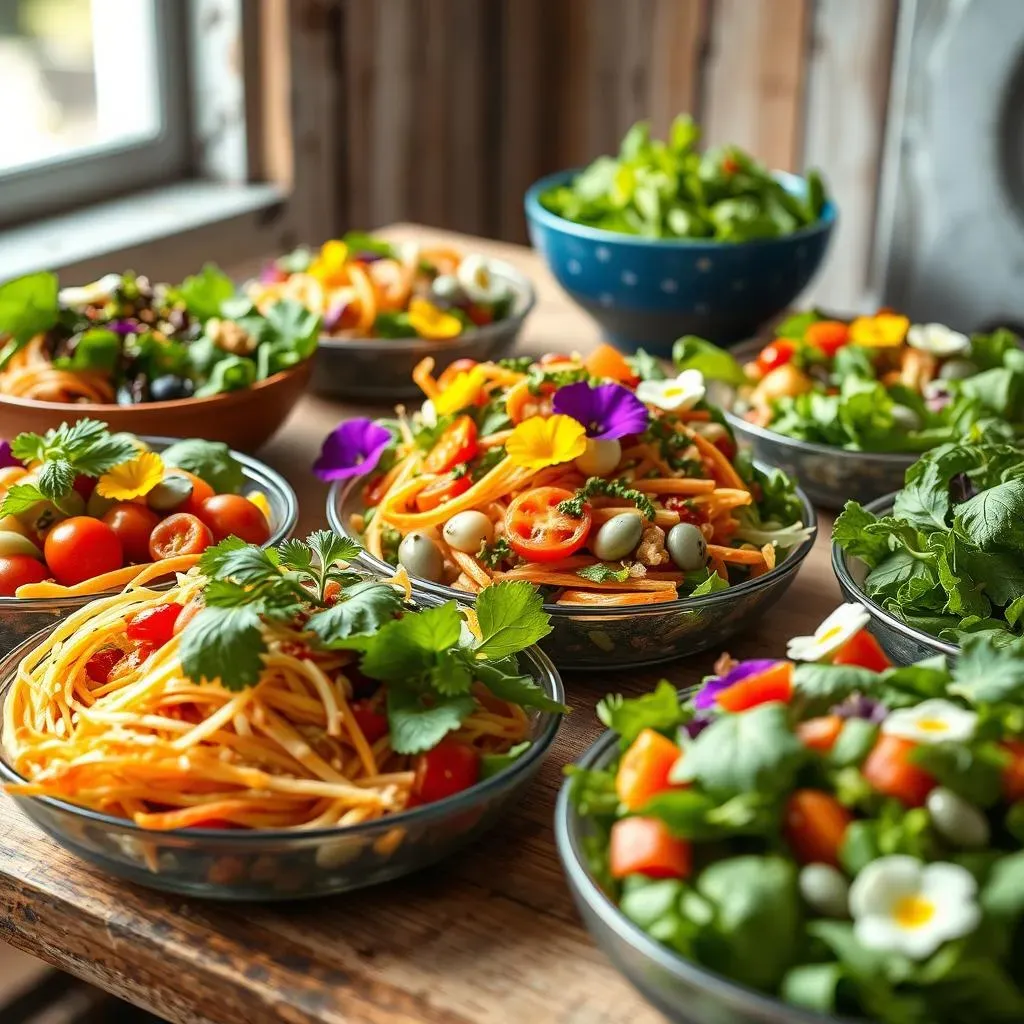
left=0, top=359, right=313, bottom=452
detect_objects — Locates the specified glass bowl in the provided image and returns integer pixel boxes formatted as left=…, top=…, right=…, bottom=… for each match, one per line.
left=555, top=728, right=861, bottom=1024
left=831, top=492, right=956, bottom=665
left=327, top=471, right=818, bottom=671
left=710, top=340, right=917, bottom=510
left=309, top=260, right=536, bottom=402
left=0, top=634, right=563, bottom=901
left=0, top=437, right=298, bottom=657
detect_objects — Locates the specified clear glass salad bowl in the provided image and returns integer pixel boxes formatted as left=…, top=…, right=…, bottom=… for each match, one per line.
left=326, top=471, right=818, bottom=672
left=310, top=260, right=537, bottom=402
left=711, top=340, right=917, bottom=510
left=0, top=438, right=298, bottom=658
left=831, top=492, right=956, bottom=666
left=555, top=728, right=861, bottom=1024
left=0, top=633, right=563, bottom=901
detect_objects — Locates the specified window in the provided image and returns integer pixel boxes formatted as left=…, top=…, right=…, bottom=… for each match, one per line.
left=0, top=0, right=188, bottom=226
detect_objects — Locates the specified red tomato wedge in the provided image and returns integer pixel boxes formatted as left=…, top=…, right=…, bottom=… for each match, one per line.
left=797, top=715, right=844, bottom=753
left=414, top=473, right=472, bottom=513
left=351, top=701, right=389, bottom=744
left=423, top=415, right=479, bottom=474
left=755, top=339, right=797, bottom=376
left=804, top=320, right=850, bottom=357
left=126, top=603, right=184, bottom=646
left=832, top=629, right=890, bottom=672
left=616, top=729, right=683, bottom=811
left=85, top=647, right=124, bottom=684
left=413, top=739, right=480, bottom=804
left=783, top=789, right=853, bottom=867
left=862, top=735, right=935, bottom=807
left=504, top=487, right=592, bottom=563
left=609, top=817, right=691, bottom=880
left=715, top=662, right=793, bottom=712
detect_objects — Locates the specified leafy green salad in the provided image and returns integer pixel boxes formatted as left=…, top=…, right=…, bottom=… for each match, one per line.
left=568, top=612, right=1024, bottom=1023
left=836, top=440, right=1024, bottom=647
left=539, top=115, right=829, bottom=241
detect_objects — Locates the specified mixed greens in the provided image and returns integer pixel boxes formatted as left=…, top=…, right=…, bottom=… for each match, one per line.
left=676, top=315, right=1024, bottom=454
left=539, top=115, right=829, bottom=241
left=835, top=439, right=1024, bottom=647
left=569, top=611, right=1024, bottom=1023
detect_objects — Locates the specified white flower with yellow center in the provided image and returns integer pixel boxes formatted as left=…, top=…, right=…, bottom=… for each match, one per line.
left=881, top=699, right=978, bottom=745
left=906, top=323, right=970, bottom=357
left=850, top=856, right=980, bottom=959
left=456, top=254, right=507, bottom=304
left=636, top=369, right=706, bottom=412
left=786, top=603, right=870, bottom=662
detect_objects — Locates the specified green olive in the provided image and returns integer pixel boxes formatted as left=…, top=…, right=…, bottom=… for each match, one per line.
left=398, top=532, right=445, bottom=582
left=442, top=510, right=493, bottom=554
left=147, top=474, right=194, bottom=512
left=574, top=438, right=621, bottom=477
left=939, top=358, right=978, bottom=381
left=666, top=522, right=707, bottom=571
left=798, top=864, right=849, bottom=918
left=890, top=405, right=922, bottom=431
left=16, top=490, right=85, bottom=534
left=591, top=513, right=643, bottom=561
left=926, top=787, right=989, bottom=849
left=0, top=531, right=42, bottom=559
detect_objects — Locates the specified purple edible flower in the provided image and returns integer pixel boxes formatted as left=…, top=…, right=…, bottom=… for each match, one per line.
left=323, top=299, right=351, bottom=333
left=551, top=381, right=649, bottom=440
left=0, top=441, right=21, bottom=470
left=693, top=659, right=781, bottom=710
left=108, top=320, right=139, bottom=336
left=681, top=714, right=713, bottom=740
left=259, top=263, right=288, bottom=285
left=313, top=418, right=392, bottom=481
left=833, top=694, right=888, bottom=724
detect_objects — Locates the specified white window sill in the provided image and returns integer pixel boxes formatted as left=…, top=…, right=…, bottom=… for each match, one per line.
left=0, top=181, right=286, bottom=282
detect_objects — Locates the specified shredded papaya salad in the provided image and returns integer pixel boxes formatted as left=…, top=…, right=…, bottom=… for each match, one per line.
left=321, top=346, right=812, bottom=606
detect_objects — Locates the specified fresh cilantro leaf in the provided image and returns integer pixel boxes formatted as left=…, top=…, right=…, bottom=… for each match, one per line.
left=473, top=581, right=552, bottom=659
left=0, top=482, right=46, bottom=518
left=277, top=538, right=314, bottom=572
left=689, top=571, right=729, bottom=596
left=10, top=419, right=135, bottom=484
left=477, top=536, right=513, bottom=569
left=597, top=680, right=683, bottom=744
left=558, top=477, right=656, bottom=520
left=307, top=581, right=403, bottom=646
left=161, top=439, right=245, bottom=494
left=627, top=348, right=667, bottom=382
left=428, top=648, right=475, bottom=697
left=949, top=638, right=1024, bottom=703
left=179, top=605, right=266, bottom=689
left=359, top=601, right=463, bottom=681
left=307, top=528, right=361, bottom=569
left=479, top=741, right=532, bottom=779
left=473, top=660, right=566, bottom=712
left=576, top=563, right=630, bottom=583
left=36, top=459, right=76, bottom=502
left=199, top=539, right=281, bottom=587
left=385, top=687, right=476, bottom=754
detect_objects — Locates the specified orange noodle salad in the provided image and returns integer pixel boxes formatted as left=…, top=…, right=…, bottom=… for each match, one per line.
left=248, top=232, right=515, bottom=340
left=2, top=532, right=563, bottom=830
left=319, top=346, right=812, bottom=606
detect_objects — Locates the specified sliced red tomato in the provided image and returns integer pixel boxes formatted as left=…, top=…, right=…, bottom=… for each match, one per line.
left=862, top=735, right=935, bottom=807
left=609, top=817, right=691, bottom=880
left=715, top=662, right=793, bottom=712
left=198, top=494, right=271, bottom=545
left=126, top=603, right=184, bottom=646
left=783, top=789, right=853, bottom=867
left=424, top=415, right=479, bottom=474
left=148, top=513, right=214, bottom=560
left=44, top=517, right=123, bottom=587
left=755, top=339, right=797, bottom=376
left=413, top=739, right=480, bottom=804
left=797, top=715, right=843, bottom=753
left=616, top=729, right=683, bottom=811
left=504, top=486, right=592, bottom=563
left=0, top=554, right=48, bottom=596
left=85, top=647, right=124, bottom=683
left=109, top=641, right=160, bottom=681
left=584, top=344, right=637, bottom=384
left=1002, top=740, right=1024, bottom=802
left=414, top=473, right=472, bottom=513
left=465, top=303, right=494, bottom=327
left=173, top=598, right=204, bottom=635
left=832, top=629, right=890, bottom=672
left=805, top=320, right=850, bottom=358
left=351, top=701, right=389, bottom=744
left=102, top=503, right=162, bottom=564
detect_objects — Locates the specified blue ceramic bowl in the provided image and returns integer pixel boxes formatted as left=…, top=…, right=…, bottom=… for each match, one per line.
left=524, top=170, right=836, bottom=355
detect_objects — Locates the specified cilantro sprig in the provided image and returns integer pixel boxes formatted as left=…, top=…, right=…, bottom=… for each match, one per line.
left=558, top=477, right=657, bottom=520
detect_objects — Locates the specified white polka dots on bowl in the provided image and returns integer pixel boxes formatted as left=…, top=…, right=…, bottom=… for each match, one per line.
left=621, top=270, right=638, bottom=286
left=696, top=257, right=713, bottom=272
left=660, top=279, right=679, bottom=294
left=599, top=293, right=614, bottom=307
left=596, top=246, right=612, bottom=263
left=567, top=258, right=582, bottom=275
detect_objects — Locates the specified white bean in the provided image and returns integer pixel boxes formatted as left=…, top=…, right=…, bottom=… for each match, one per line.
left=574, top=438, right=621, bottom=478
left=798, top=864, right=850, bottom=918
left=926, top=787, right=990, bottom=849
left=443, top=510, right=494, bottom=554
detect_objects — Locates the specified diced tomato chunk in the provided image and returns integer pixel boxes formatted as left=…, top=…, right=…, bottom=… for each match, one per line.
left=715, top=662, right=793, bottom=712
left=862, top=735, right=935, bottom=807
left=351, top=701, right=389, bottom=744
left=85, top=647, right=124, bottom=684
left=832, top=629, right=890, bottom=672
left=615, top=728, right=682, bottom=811
left=797, top=715, right=843, bottom=753
left=783, top=789, right=853, bottom=867
left=609, top=817, right=691, bottom=880
left=125, top=603, right=184, bottom=646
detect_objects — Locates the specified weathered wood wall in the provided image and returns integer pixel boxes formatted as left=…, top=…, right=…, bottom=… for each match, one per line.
left=331, top=0, right=898, bottom=311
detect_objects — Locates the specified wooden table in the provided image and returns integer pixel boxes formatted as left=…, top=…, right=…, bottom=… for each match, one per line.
left=0, top=227, right=841, bottom=1024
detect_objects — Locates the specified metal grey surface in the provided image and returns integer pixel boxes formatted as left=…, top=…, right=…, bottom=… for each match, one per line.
left=874, top=0, right=1024, bottom=333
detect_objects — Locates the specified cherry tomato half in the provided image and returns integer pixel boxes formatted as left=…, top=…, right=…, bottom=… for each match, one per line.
left=109, top=641, right=160, bottom=682
left=755, top=339, right=797, bottom=376
left=85, top=647, right=124, bottom=684
left=198, top=494, right=271, bottom=544
left=126, top=602, right=184, bottom=646
left=423, top=415, right=479, bottom=474
left=464, top=303, right=494, bottom=327
left=0, top=554, right=48, bottom=596
left=413, top=739, right=480, bottom=804
left=44, top=517, right=123, bottom=587
left=804, top=320, right=850, bottom=358
left=414, top=473, right=472, bottom=513
left=504, top=486, right=592, bottom=563
left=102, top=502, right=162, bottom=563
left=148, top=513, right=214, bottom=560
left=351, top=700, right=389, bottom=744
left=173, top=597, right=205, bottom=635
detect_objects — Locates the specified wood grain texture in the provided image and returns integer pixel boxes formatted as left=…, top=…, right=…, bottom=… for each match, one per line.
left=0, top=227, right=841, bottom=1024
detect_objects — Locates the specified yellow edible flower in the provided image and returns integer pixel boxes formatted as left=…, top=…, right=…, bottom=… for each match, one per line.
left=96, top=451, right=165, bottom=501
left=849, top=312, right=910, bottom=348
left=434, top=366, right=486, bottom=415
left=506, top=414, right=587, bottom=471
left=408, top=298, right=463, bottom=341
left=308, top=240, right=350, bottom=289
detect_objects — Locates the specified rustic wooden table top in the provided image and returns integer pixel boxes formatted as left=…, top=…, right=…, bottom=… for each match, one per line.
left=0, top=226, right=841, bottom=1024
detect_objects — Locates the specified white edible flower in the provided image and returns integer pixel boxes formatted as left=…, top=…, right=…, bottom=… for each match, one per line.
left=58, top=272, right=122, bottom=309
left=456, top=254, right=507, bottom=304
left=396, top=241, right=421, bottom=268
left=420, top=399, right=438, bottom=428
left=636, top=369, right=706, bottom=412
left=881, top=699, right=978, bottom=745
left=906, top=323, right=970, bottom=357
left=786, top=603, right=869, bottom=662
left=849, top=856, right=980, bottom=959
